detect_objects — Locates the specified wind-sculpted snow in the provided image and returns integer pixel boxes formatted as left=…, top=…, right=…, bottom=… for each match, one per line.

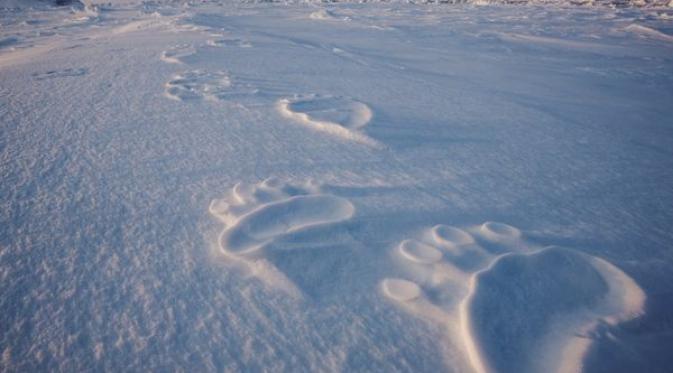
left=382, top=223, right=645, bottom=373
left=160, top=44, right=196, bottom=64
left=625, top=23, right=673, bottom=41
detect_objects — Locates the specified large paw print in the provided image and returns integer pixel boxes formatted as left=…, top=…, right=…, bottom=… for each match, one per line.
left=382, top=222, right=645, bottom=373
left=209, top=178, right=355, bottom=297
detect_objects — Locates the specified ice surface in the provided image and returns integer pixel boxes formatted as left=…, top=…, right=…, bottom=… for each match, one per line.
left=1, top=0, right=672, bottom=372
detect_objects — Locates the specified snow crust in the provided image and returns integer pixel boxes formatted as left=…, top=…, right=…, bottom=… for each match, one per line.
left=1, top=0, right=672, bottom=372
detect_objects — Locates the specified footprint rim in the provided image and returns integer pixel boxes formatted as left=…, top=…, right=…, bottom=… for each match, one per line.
left=479, top=221, right=522, bottom=240
left=432, top=225, right=475, bottom=248
left=398, top=239, right=443, bottom=264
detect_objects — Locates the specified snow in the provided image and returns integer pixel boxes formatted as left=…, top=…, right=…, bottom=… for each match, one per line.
left=1, top=0, right=673, bottom=372
left=277, top=95, right=380, bottom=147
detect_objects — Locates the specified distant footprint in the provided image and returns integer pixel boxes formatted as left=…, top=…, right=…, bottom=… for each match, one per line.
left=381, top=222, right=645, bottom=373
left=160, top=44, right=196, bottom=64
left=32, top=68, right=88, bottom=81
left=207, top=37, right=253, bottom=48
left=209, top=178, right=355, bottom=296
left=309, top=9, right=337, bottom=21
left=277, top=95, right=380, bottom=147
left=164, top=70, right=230, bottom=101
left=164, top=70, right=257, bottom=102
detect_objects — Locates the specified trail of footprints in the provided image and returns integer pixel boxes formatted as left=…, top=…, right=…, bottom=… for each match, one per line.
left=159, top=28, right=377, bottom=146
left=181, top=15, right=645, bottom=371
left=160, top=38, right=259, bottom=102
left=382, top=222, right=645, bottom=373
left=159, top=30, right=256, bottom=100
left=209, top=176, right=645, bottom=372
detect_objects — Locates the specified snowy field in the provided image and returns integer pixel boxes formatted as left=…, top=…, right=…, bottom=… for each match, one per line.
left=1, top=0, right=673, bottom=371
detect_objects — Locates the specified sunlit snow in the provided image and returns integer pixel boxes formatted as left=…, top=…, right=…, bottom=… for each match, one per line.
left=1, top=0, right=672, bottom=371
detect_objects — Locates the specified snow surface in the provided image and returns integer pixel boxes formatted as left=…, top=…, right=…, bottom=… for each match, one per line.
left=1, top=0, right=673, bottom=372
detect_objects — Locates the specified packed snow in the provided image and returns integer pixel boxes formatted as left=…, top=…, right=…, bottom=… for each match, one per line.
left=1, top=0, right=672, bottom=372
